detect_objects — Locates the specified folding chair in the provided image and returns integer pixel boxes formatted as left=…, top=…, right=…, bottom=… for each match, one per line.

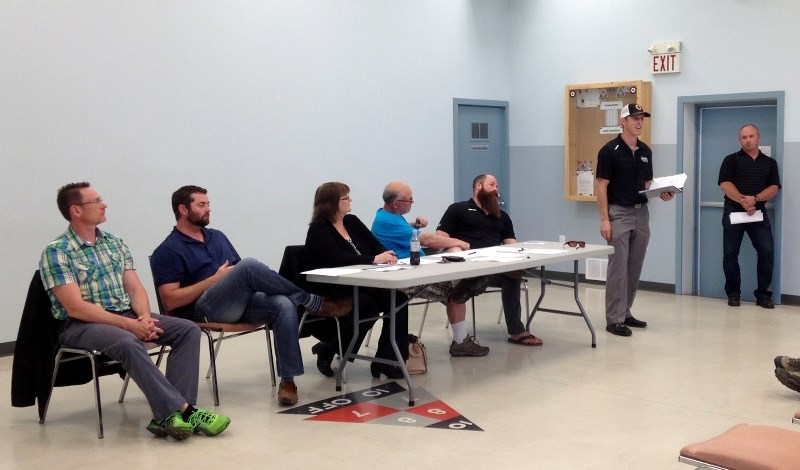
left=12, top=271, right=164, bottom=439
left=42, top=346, right=165, bottom=439
left=278, top=245, right=344, bottom=365
left=679, top=423, right=800, bottom=469
left=149, top=258, right=275, bottom=406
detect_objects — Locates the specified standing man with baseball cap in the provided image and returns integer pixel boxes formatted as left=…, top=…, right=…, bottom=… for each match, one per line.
left=595, top=104, right=675, bottom=337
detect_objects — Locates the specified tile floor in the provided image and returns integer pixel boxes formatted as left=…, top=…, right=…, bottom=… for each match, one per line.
left=3, top=285, right=799, bottom=469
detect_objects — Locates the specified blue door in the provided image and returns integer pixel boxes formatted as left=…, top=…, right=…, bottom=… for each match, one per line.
left=696, top=105, right=780, bottom=302
left=453, top=100, right=509, bottom=209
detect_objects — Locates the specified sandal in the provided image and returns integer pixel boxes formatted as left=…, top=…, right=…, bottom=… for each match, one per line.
left=507, top=333, right=543, bottom=346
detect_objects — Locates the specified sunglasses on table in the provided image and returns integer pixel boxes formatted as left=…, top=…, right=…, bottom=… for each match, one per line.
left=563, top=240, right=586, bottom=249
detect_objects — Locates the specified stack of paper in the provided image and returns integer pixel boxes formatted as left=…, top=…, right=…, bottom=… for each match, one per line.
left=639, top=173, right=687, bottom=198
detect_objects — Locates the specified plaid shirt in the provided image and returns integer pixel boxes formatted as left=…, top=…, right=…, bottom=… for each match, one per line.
left=39, top=226, right=135, bottom=320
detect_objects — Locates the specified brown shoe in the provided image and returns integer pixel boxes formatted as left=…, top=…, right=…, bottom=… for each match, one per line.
left=316, top=297, right=352, bottom=317
left=277, top=380, right=298, bottom=406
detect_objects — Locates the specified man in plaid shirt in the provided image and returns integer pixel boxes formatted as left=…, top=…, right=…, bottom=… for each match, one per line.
left=39, top=182, right=229, bottom=440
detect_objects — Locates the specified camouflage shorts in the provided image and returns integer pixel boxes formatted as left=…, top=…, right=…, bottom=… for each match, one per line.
left=402, top=281, right=455, bottom=304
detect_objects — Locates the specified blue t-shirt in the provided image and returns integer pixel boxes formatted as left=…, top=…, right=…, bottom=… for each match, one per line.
left=150, top=227, right=241, bottom=319
left=371, top=208, right=424, bottom=259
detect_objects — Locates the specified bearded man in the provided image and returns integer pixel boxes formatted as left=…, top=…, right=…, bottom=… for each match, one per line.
left=436, top=174, right=543, bottom=346
left=150, top=185, right=350, bottom=407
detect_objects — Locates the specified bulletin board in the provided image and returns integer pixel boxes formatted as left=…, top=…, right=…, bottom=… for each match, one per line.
left=564, top=80, right=651, bottom=201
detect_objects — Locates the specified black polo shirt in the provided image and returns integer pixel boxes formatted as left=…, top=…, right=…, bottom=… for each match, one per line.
left=436, top=198, right=515, bottom=249
left=718, top=149, right=781, bottom=211
left=596, top=134, right=653, bottom=206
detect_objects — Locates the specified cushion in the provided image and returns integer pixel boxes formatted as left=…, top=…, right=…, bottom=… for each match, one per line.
left=680, top=423, right=800, bottom=470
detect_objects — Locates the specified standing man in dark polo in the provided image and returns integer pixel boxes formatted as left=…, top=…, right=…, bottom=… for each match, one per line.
left=595, top=104, right=674, bottom=337
left=718, top=124, right=781, bottom=308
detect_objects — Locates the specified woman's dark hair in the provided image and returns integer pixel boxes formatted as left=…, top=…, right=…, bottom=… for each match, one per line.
left=311, top=182, right=350, bottom=224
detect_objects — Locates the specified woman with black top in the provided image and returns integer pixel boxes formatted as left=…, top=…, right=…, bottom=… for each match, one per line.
left=304, top=182, right=409, bottom=379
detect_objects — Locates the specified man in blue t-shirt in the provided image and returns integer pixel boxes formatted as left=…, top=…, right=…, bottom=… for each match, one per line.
left=371, top=181, right=489, bottom=357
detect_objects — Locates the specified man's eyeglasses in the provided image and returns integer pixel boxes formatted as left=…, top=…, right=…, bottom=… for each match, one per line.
left=563, top=240, right=585, bottom=249
left=77, top=198, right=103, bottom=206
left=395, top=199, right=414, bottom=204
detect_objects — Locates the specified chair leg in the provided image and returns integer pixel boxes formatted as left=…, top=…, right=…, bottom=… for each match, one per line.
left=471, top=298, right=477, bottom=337
left=472, top=299, right=477, bottom=337
left=202, top=330, right=221, bottom=406
left=40, top=348, right=65, bottom=424
left=206, top=331, right=225, bottom=379
left=88, top=353, right=104, bottom=439
left=334, top=318, right=346, bottom=383
left=265, top=327, right=277, bottom=387
left=417, top=303, right=430, bottom=338
left=523, top=280, right=530, bottom=325
left=43, top=349, right=105, bottom=438
left=118, top=373, right=132, bottom=403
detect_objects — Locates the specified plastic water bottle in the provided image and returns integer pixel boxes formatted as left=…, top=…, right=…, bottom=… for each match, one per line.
left=409, top=229, right=421, bottom=266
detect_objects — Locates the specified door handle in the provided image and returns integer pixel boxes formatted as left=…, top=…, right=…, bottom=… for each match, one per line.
left=699, top=201, right=776, bottom=209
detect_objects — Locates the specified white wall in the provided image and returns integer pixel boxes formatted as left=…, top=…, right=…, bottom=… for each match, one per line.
left=506, top=0, right=800, bottom=293
left=4, top=0, right=799, bottom=346
left=0, top=1, right=511, bottom=344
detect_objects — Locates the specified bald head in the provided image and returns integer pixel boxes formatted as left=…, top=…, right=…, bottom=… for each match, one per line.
left=382, top=181, right=414, bottom=215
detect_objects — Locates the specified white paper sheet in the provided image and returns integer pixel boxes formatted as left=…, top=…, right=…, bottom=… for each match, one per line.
left=397, top=258, right=439, bottom=265
left=730, top=210, right=764, bottom=225
left=364, top=265, right=418, bottom=272
left=639, top=173, right=687, bottom=198
left=487, top=247, right=567, bottom=255
left=301, top=267, right=363, bottom=276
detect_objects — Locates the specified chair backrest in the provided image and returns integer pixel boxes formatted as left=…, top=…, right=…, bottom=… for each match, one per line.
left=148, top=256, right=170, bottom=316
left=278, top=245, right=310, bottom=290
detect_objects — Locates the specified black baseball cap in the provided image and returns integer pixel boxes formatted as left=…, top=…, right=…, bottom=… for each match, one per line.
left=620, top=103, right=651, bottom=118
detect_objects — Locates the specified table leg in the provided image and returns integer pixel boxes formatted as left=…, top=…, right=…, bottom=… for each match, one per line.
left=334, top=287, right=416, bottom=405
left=525, top=262, right=597, bottom=348
left=335, top=286, right=361, bottom=391
left=387, top=289, right=415, bottom=406
left=571, top=260, right=596, bottom=348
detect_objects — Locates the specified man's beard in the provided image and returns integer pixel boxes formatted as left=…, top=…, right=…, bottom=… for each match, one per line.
left=477, top=188, right=501, bottom=218
left=188, top=211, right=210, bottom=227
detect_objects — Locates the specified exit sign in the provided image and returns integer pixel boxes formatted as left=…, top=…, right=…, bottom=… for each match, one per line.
left=652, top=53, right=681, bottom=74
left=649, top=41, right=682, bottom=74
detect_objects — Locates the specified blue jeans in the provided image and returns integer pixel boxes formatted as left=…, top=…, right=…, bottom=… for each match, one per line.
left=195, top=258, right=305, bottom=378
left=722, top=207, right=774, bottom=299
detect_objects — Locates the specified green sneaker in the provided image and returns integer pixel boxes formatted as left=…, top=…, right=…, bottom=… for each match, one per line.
left=146, top=412, right=193, bottom=440
left=186, top=408, right=231, bottom=436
